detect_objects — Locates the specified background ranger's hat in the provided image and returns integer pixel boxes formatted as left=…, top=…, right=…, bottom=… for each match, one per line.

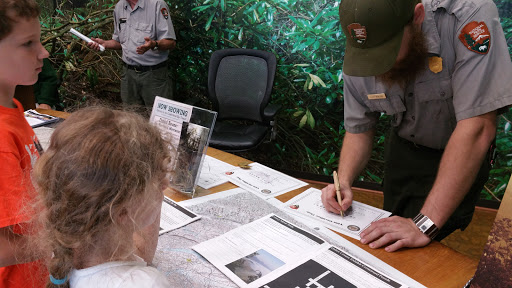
left=339, top=0, right=418, bottom=77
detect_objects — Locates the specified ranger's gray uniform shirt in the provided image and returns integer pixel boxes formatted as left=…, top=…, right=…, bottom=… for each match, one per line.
left=343, top=0, right=512, bottom=150
left=113, top=0, right=176, bottom=66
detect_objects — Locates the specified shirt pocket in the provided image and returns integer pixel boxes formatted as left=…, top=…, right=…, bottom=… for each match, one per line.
left=132, top=23, right=153, bottom=46
left=415, top=77, right=453, bottom=103
left=414, top=77, right=456, bottom=145
left=415, top=77, right=455, bottom=122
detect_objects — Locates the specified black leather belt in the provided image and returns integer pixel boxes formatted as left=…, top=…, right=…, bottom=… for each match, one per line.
left=124, top=61, right=167, bottom=72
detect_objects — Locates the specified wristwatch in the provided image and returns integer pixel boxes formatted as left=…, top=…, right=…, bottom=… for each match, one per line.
left=413, top=213, right=440, bottom=239
left=152, top=40, right=159, bottom=51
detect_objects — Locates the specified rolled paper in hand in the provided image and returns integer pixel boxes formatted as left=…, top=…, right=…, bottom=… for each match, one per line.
left=69, top=28, right=105, bottom=52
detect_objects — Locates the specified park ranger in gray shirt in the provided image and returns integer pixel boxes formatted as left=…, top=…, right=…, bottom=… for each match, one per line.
left=88, top=0, right=176, bottom=107
left=322, top=0, right=512, bottom=251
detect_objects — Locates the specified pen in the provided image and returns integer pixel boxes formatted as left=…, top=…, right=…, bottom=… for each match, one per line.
left=333, top=171, right=344, bottom=217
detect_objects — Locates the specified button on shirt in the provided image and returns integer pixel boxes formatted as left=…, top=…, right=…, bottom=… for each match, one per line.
left=343, top=0, right=512, bottom=149
left=113, top=0, right=176, bottom=66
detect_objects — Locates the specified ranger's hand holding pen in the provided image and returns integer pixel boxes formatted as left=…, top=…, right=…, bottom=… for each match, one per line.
left=321, top=170, right=353, bottom=216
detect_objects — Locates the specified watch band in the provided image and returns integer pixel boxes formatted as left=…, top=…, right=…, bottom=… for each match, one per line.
left=413, top=213, right=440, bottom=239
left=152, top=40, right=159, bottom=51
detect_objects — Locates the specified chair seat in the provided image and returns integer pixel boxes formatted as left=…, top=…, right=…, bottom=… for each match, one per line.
left=209, top=121, right=269, bottom=151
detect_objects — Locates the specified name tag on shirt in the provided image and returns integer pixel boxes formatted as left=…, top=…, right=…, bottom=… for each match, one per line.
left=367, top=93, right=386, bottom=100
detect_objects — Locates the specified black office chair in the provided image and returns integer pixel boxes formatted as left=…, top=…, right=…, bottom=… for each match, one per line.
left=207, top=48, right=281, bottom=152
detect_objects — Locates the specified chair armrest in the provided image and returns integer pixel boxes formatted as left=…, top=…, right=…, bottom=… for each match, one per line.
left=263, top=103, right=281, bottom=123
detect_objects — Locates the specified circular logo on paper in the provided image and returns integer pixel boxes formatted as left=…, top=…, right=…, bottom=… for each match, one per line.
left=261, top=189, right=271, bottom=194
left=289, top=205, right=299, bottom=210
left=225, top=171, right=234, bottom=175
left=347, top=225, right=360, bottom=232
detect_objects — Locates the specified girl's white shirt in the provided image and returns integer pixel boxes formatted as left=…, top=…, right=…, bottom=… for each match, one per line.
left=69, top=255, right=170, bottom=288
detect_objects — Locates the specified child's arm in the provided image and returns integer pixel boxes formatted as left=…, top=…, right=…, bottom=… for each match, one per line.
left=0, top=226, right=32, bottom=267
left=133, top=213, right=160, bottom=265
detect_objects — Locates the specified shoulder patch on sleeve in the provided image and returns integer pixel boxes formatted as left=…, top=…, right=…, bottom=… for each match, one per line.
left=458, top=21, right=491, bottom=54
left=160, top=7, right=169, bottom=19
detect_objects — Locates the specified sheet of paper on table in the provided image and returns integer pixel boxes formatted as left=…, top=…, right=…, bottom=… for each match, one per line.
left=24, top=109, right=59, bottom=128
left=33, top=126, right=55, bottom=151
left=282, top=188, right=391, bottom=240
left=192, top=213, right=407, bottom=288
left=197, top=155, right=234, bottom=189
left=159, top=196, right=201, bottom=235
left=222, top=162, right=307, bottom=199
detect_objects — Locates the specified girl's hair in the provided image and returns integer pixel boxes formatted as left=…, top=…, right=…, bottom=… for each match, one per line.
left=33, top=107, right=170, bottom=288
left=0, top=0, right=40, bottom=41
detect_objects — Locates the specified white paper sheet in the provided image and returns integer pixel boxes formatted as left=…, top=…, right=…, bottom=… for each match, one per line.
left=197, top=155, right=234, bottom=189
left=282, top=188, right=391, bottom=240
left=24, top=109, right=58, bottom=128
left=192, top=213, right=406, bottom=288
left=280, top=212, right=425, bottom=288
left=223, top=162, right=307, bottom=199
left=150, top=98, right=193, bottom=151
left=159, top=196, right=201, bottom=235
left=192, top=214, right=327, bottom=287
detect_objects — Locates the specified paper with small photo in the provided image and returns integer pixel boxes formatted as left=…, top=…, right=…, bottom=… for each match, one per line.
left=282, top=188, right=391, bottom=240
left=197, top=155, right=234, bottom=189
left=222, top=162, right=307, bottom=199
left=192, top=214, right=327, bottom=288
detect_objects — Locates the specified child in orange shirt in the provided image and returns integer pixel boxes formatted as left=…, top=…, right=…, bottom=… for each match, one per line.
left=0, top=0, right=50, bottom=287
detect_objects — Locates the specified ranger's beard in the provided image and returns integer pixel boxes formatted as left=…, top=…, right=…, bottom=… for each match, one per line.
left=376, top=25, right=428, bottom=88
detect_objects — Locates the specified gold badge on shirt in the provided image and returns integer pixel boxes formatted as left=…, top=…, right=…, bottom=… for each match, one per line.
left=367, top=93, right=386, bottom=100
left=429, top=56, right=443, bottom=73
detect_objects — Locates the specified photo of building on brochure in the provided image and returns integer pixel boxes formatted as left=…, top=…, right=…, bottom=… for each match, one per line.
left=171, top=122, right=210, bottom=193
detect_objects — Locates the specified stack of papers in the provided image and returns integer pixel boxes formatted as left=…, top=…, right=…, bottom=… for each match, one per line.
left=24, top=109, right=59, bottom=128
left=192, top=214, right=407, bottom=288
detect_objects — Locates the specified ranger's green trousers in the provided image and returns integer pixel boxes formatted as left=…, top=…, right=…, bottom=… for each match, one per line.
left=383, top=130, right=491, bottom=241
left=120, top=65, right=172, bottom=108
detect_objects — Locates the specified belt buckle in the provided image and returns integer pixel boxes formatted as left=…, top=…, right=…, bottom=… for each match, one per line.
left=134, top=66, right=142, bottom=73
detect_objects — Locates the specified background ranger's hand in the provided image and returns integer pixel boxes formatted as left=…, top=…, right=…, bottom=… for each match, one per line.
left=321, top=183, right=353, bottom=214
left=360, top=216, right=431, bottom=252
left=88, top=37, right=105, bottom=51
left=136, top=37, right=153, bottom=55
left=37, top=104, right=51, bottom=110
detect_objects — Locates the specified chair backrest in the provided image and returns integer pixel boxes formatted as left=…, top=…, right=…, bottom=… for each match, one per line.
left=208, top=48, right=276, bottom=122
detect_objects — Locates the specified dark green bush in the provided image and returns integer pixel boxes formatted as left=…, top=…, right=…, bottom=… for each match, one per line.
left=38, top=0, right=512, bottom=201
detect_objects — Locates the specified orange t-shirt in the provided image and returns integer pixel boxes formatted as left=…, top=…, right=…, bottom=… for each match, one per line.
left=0, top=99, right=46, bottom=288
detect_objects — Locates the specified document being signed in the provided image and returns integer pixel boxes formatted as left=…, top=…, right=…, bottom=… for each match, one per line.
left=282, top=188, right=391, bottom=240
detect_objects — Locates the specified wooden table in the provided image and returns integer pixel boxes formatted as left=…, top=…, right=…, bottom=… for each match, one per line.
left=167, top=147, right=478, bottom=288
left=42, top=110, right=477, bottom=287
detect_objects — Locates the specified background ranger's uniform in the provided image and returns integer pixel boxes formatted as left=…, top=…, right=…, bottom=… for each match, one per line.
left=113, top=0, right=176, bottom=107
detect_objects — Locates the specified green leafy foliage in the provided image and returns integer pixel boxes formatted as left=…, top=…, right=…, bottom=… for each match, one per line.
left=37, top=0, right=512, bottom=201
